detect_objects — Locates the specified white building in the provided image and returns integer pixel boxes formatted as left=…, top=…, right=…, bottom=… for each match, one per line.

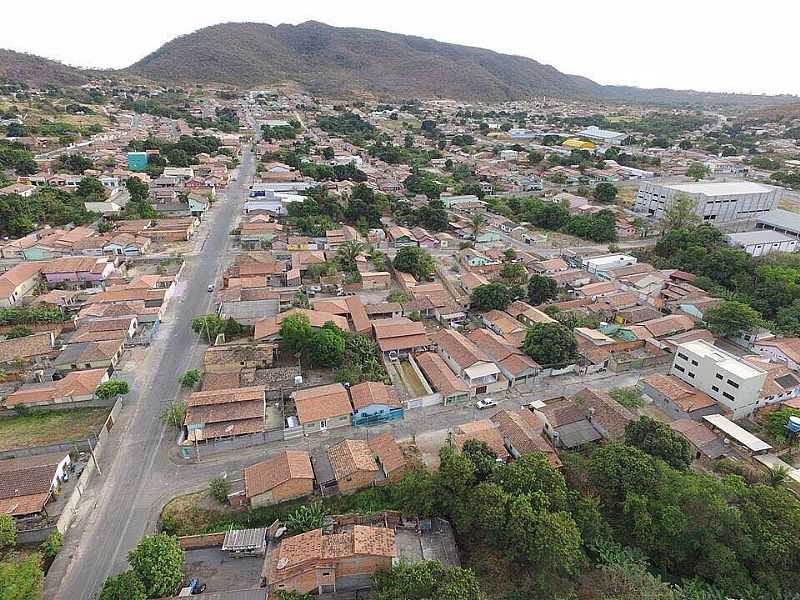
left=726, top=230, right=797, bottom=256
left=635, top=181, right=780, bottom=225
left=756, top=209, right=800, bottom=240
left=584, top=254, right=637, bottom=278
left=671, top=340, right=766, bottom=418
left=499, top=149, right=519, bottom=162
left=578, top=125, right=627, bottom=146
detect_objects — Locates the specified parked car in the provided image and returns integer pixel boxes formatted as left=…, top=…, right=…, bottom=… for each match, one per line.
left=475, top=398, right=498, bottom=410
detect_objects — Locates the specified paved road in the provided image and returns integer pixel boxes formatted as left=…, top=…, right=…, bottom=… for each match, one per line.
left=49, top=135, right=256, bottom=600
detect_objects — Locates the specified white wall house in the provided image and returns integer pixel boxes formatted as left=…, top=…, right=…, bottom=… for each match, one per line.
left=726, top=230, right=797, bottom=257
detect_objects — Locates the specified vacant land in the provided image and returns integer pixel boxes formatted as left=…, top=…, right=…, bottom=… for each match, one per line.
left=0, top=408, right=110, bottom=450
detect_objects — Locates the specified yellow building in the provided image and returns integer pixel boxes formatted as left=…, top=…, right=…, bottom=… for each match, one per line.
left=563, top=138, right=596, bottom=149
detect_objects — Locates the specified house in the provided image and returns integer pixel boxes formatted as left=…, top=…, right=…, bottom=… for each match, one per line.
left=325, top=439, right=381, bottom=494
left=364, top=303, right=402, bottom=320
left=0, top=332, right=56, bottom=367
left=254, top=309, right=350, bottom=342
left=480, top=310, right=527, bottom=346
left=453, top=419, right=511, bottom=461
left=243, top=450, right=314, bottom=508
left=102, top=233, right=151, bottom=257
left=414, top=351, right=470, bottom=405
left=292, top=383, right=353, bottom=434
left=640, top=314, right=695, bottom=339
left=669, top=419, right=729, bottom=460
left=349, top=381, right=403, bottom=426
left=639, top=373, right=719, bottom=420
left=4, top=368, right=109, bottom=408
left=430, top=329, right=508, bottom=396
left=72, top=316, right=137, bottom=342
left=184, top=387, right=267, bottom=442
left=40, top=256, right=115, bottom=288
left=203, top=342, right=275, bottom=373
left=670, top=340, right=767, bottom=418
left=266, top=525, right=395, bottom=597
left=460, top=272, right=489, bottom=295
left=0, top=262, right=43, bottom=307
left=367, top=432, right=407, bottom=483
left=466, top=328, right=539, bottom=386
left=506, top=300, right=556, bottom=327
left=490, top=408, right=561, bottom=468
left=752, top=337, right=800, bottom=371
left=372, top=318, right=430, bottom=358
left=52, top=339, right=123, bottom=373
left=387, top=226, right=417, bottom=247
left=535, top=388, right=634, bottom=448
left=0, top=452, right=71, bottom=519
left=361, top=272, right=391, bottom=290
left=411, top=227, right=438, bottom=248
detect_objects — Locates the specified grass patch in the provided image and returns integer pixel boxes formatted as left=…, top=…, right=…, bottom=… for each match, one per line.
left=608, top=386, right=644, bottom=410
left=0, top=408, right=110, bottom=451
left=161, top=484, right=408, bottom=536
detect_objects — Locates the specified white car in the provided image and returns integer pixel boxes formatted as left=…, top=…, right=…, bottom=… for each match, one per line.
left=475, top=398, right=498, bottom=410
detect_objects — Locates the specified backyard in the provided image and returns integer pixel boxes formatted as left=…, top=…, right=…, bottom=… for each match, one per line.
left=0, top=407, right=111, bottom=451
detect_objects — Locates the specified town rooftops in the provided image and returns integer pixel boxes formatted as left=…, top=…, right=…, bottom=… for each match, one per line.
left=641, top=373, right=718, bottom=412
left=5, top=368, right=107, bottom=407
left=244, top=450, right=313, bottom=499
left=349, top=381, right=401, bottom=410
left=454, top=419, right=510, bottom=460
left=0, top=261, right=43, bottom=298
left=0, top=451, right=67, bottom=516
left=0, top=331, right=55, bottom=364
left=414, top=351, right=468, bottom=396
left=327, top=439, right=379, bottom=480
left=372, top=318, right=429, bottom=352
left=703, top=414, right=772, bottom=453
left=431, top=328, right=491, bottom=369
left=293, top=383, right=353, bottom=424
left=254, top=308, right=349, bottom=340
left=367, top=432, right=406, bottom=476
left=664, top=181, right=774, bottom=196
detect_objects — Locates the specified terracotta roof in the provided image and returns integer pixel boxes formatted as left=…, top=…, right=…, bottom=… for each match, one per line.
left=466, top=328, right=539, bottom=374
left=0, top=332, right=55, bottom=364
left=364, top=302, right=401, bottom=316
left=0, top=452, right=65, bottom=516
left=642, top=373, right=718, bottom=412
left=372, top=318, right=430, bottom=352
left=454, top=420, right=510, bottom=460
left=431, top=328, right=491, bottom=369
left=0, top=261, right=42, bottom=298
left=327, top=439, right=379, bottom=480
left=254, top=308, right=349, bottom=340
left=367, top=433, right=406, bottom=475
left=641, top=314, right=695, bottom=338
left=753, top=337, right=800, bottom=366
left=349, top=381, right=400, bottom=410
left=491, top=408, right=561, bottom=467
left=244, top=450, right=313, bottom=498
left=415, top=352, right=468, bottom=396
left=5, top=368, right=107, bottom=407
left=293, top=383, right=353, bottom=424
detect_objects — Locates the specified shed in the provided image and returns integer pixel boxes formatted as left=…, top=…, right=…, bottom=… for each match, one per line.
left=222, top=526, right=268, bottom=557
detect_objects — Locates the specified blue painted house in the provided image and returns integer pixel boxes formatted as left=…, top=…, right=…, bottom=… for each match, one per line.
left=349, top=381, right=404, bottom=426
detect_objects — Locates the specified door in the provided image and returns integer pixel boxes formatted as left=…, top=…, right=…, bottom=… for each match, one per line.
left=477, top=386, right=487, bottom=395
left=319, top=419, right=327, bottom=432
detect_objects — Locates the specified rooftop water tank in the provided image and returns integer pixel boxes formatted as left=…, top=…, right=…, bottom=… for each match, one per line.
left=787, top=416, right=800, bottom=433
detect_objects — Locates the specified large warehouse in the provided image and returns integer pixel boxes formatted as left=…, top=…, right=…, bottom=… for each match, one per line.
left=634, top=181, right=780, bottom=225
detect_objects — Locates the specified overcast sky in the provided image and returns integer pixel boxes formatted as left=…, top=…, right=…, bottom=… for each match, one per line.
left=4, top=0, right=799, bottom=96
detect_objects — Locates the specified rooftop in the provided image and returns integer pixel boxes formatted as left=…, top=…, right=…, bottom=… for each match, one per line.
left=664, top=181, right=774, bottom=196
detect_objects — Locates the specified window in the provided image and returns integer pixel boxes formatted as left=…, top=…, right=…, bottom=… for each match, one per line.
left=688, top=372, right=695, bottom=378
left=715, top=373, right=723, bottom=380
left=723, top=392, right=734, bottom=401
left=727, top=379, right=740, bottom=389
left=677, top=353, right=688, bottom=361
left=674, top=365, right=685, bottom=373
left=712, top=385, right=719, bottom=392
left=691, top=360, right=698, bottom=366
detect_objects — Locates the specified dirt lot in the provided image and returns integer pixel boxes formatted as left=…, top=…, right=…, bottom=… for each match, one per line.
left=0, top=407, right=110, bottom=451
left=183, top=547, right=264, bottom=593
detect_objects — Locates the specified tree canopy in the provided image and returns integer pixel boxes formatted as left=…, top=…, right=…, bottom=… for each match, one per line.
left=522, top=323, right=577, bottom=367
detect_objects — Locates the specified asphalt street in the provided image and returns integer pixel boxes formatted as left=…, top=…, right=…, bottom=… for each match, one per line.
left=47, top=139, right=256, bottom=600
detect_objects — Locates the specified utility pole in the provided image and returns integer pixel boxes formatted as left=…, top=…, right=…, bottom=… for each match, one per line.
left=87, top=439, right=102, bottom=476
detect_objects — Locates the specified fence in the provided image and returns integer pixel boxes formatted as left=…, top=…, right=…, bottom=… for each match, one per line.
left=177, top=532, right=226, bottom=550
left=405, top=393, right=442, bottom=410
left=352, top=408, right=404, bottom=427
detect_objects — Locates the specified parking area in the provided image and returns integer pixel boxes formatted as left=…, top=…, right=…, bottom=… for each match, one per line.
left=182, top=548, right=264, bottom=593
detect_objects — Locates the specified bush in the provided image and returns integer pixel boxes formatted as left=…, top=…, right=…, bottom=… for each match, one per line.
left=209, top=477, right=231, bottom=504
left=40, top=530, right=63, bottom=560
left=95, top=379, right=129, bottom=400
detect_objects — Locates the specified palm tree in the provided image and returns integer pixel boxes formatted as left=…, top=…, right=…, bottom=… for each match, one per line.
left=336, top=240, right=366, bottom=273
left=470, top=213, right=487, bottom=238
left=766, top=465, right=789, bottom=488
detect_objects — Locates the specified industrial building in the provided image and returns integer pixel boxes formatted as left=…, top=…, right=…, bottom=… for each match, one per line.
left=726, top=230, right=797, bottom=256
left=755, top=208, right=800, bottom=239
left=634, top=181, right=780, bottom=225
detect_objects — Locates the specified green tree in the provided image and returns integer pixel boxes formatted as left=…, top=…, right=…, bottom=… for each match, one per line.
left=280, top=312, right=313, bottom=356
left=687, top=162, right=709, bottom=181
left=522, top=323, right=577, bottom=367
left=99, top=570, right=147, bottom=600
left=705, top=300, right=760, bottom=337
left=177, top=369, right=200, bottom=389
left=587, top=443, right=658, bottom=503
left=75, top=176, right=105, bottom=199
left=593, top=182, right=618, bottom=203
left=470, top=282, right=512, bottom=312
left=39, top=530, right=63, bottom=561
left=625, top=416, right=692, bottom=470
left=775, top=299, right=800, bottom=335
left=469, top=213, right=487, bottom=237
left=209, top=477, right=231, bottom=503
left=500, top=262, right=528, bottom=286
left=321, top=146, right=334, bottom=160
left=95, top=379, right=129, bottom=400
left=309, top=322, right=346, bottom=368
left=527, top=274, right=558, bottom=305
left=160, top=401, right=186, bottom=429
left=461, top=439, right=499, bottom=482
left=336, top=240, right=366, bottom=273
left=127, top=534, right=184, bottom=598
left=0, top=514, right=15, bottom=549
left=393, top=246, right=435, bottom=281
left=0, top=553, right=43, bottom=600
left=191, top=314, right=225, bottom=343
left=373, top=560, right=480, bottom=600
left=659, top=193, right=700, bottom=232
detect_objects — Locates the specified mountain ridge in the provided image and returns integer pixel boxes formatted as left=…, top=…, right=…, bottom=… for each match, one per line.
left=1, top=21, right=796, bottom=106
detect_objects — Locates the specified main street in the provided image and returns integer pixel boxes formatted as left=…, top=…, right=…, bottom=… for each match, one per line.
left=47, top=130, right=257, bottom=599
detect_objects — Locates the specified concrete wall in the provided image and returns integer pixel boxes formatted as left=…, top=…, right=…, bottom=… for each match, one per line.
left=178, top=532, right=226, bottom=550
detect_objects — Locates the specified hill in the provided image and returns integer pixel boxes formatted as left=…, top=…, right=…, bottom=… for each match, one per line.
left=0, top=49, right=89, bottom=87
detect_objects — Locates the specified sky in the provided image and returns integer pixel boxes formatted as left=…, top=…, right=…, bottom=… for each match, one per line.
left=4, top=0, right=799, bottom=96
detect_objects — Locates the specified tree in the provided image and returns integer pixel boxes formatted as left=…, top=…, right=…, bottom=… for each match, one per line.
left=309, top=322, right=346, bottom=368
left=285, top=502, right=326, bottom=535
left=336, top=240, right=366, bottom=273
left=705, top=300, right=760, bottom=338
left=775, top=299, right=800, bottom=335
left=593, top=182, right=618, bottom=203
left=95, top=379, right=129, bottom=400
left=4, top=325, right=31, bottom=339
left=39, top=530, right=63, bottom=561
left=470, top=282, right=512, bottom=312
left=0, top=514, right=15, bottom=549
left=373, top=560, right=480, bottom=600
left=280, top=312, right=313, bottom=356
left=522, top=323, right=577, bottom=367
left=209, top=477, right=231, bottom=503
left=321, top=146, right=335, bottom=160
left=609, top=387, right=644, bottom=409
left=687, top=162, right=709, bottom=181
left=191, top=314, right=225, bottom=343
left=177, top=369, right=200, bottom=389
left=469, top=213, right=487, bottom=237
left=625, top=416, right=691, bottom=470
left=660, top=193, right=700, bottom=231
left=499, top=262, right=528, bottom=286
left=75, top=176, right=105, bottom=199
left=461, top=439, right=498, bottom=482
left=160, top=401, right=186, bottom=429
left=587, top=443, right=658, bottom=503
left=393, top=246, right=435, bottom=281
left=527, top=150, right=544, bottom=164
left=527, top=274, right=558, bottom=305
left=99, top=570, right=147, bottom=600
left=127, top=534, right=184, bottom=598
left=0, top=553, right=44, bottom=600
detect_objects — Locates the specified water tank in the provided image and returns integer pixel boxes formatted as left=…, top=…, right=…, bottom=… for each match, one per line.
left=294, top=375, right=303, bottom=386
left=788, top=416, right=800, bottom=433
left=286, top=416, right=299, bottom=428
